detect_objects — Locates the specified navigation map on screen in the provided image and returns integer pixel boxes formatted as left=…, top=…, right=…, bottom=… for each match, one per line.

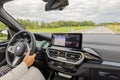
left=54, top=35, right=65, bottom=46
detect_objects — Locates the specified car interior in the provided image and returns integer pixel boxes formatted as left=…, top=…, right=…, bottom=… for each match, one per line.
left=0, top=0, right=120, bottom=80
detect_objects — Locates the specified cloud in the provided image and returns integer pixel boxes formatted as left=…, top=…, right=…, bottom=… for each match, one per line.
left=4, top=0, right=120, bottom=23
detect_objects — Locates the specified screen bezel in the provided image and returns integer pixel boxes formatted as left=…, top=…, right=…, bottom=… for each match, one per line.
left=52, top=33, right=83, bottom=49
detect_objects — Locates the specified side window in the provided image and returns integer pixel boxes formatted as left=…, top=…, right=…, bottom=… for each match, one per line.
left=0, top=22, right=8, bottom=42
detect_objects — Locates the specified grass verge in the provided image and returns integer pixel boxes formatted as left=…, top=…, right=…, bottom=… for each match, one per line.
left=28, top=26, right=96, bottom=33
left=106, top=25, right=120, bottom=34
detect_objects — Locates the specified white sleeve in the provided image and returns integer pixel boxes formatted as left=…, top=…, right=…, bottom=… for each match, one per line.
left=0, top=62, right=28, bottom=80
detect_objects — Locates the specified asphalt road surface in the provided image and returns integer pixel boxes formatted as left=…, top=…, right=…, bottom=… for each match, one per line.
left=70, top=27, right=115, bottom=34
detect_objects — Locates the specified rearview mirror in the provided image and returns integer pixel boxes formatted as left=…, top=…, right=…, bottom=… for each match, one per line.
left=43, top=0, right=69, bottom=11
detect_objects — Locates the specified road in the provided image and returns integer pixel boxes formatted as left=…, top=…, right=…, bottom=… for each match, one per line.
left=70, top=27, right=115, bottom=34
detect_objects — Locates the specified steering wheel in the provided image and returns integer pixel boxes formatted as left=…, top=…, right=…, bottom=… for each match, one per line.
left=6, top=31, right=36, bottom=67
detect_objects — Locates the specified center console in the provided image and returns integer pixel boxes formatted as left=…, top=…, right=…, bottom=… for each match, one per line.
left=46, top=46, right=84, bottom=74
left=46, top=33, right=85, bottom=80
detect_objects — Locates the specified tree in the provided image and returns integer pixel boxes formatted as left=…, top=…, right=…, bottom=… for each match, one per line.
left=41, top=21, right=46, bottom=28
left=16, top=18, right=96, bottom=29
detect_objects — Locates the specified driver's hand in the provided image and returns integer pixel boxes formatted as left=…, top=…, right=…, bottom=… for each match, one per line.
left=23, top=50, right=36, bottom=67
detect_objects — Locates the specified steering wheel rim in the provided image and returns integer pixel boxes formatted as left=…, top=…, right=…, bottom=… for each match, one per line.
left=6, top=31, right=36, bottom=68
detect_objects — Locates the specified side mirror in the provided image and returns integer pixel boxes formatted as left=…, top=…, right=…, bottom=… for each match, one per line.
left=43, top=0, right=69, bottom=11
left=0, top=29, right=9, bottom=42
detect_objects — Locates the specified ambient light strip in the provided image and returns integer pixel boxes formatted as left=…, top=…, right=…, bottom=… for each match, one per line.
left=102, top=61, right=120, bottom=67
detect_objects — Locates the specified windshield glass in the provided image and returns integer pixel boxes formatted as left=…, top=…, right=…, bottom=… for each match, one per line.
left=4, top=0, right=120, bottom=34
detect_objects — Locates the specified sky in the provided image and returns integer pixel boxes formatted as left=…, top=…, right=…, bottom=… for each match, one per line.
left=4, top=0, right=120, bottom=23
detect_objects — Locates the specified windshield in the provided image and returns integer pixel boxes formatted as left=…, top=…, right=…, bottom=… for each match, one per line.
left=4, top=0, right=120, bottom=34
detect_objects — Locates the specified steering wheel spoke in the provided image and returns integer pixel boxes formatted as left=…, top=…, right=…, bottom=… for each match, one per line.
left=26, top=43, right=31, bottom=50
left=7, top=46, right=15, bottom=54
left=12, top=56, right=21, bottom=67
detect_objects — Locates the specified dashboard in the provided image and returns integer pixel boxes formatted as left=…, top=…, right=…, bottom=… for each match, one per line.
left=34, top=33, right=120, bottom=80
left=36, top=33, right=120, bottom=63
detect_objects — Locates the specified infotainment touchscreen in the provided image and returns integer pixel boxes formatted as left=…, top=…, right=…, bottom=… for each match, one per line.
left=52, top=33, right=82, bottom=49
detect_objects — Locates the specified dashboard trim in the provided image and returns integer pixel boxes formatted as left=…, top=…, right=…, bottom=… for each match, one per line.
left=46, top=47, right=84, bottom=65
